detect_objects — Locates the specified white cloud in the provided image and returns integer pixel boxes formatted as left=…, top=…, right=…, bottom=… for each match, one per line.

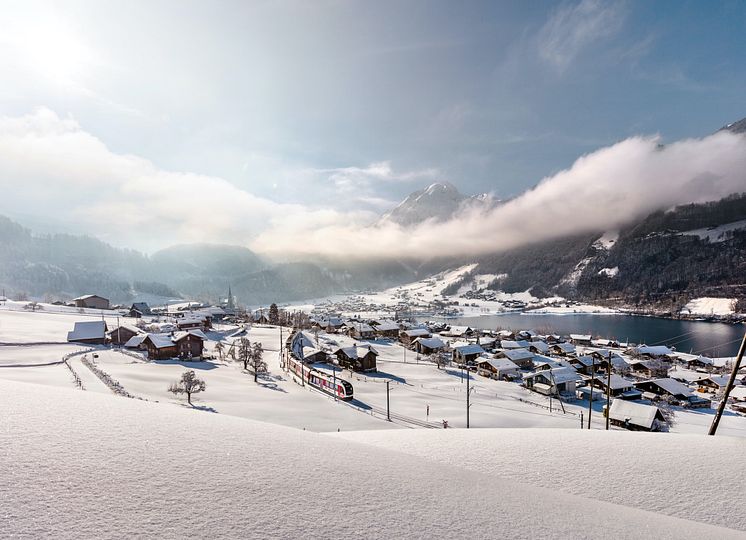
left=537, top=0, right=626, bottom=72
left=2, top=108, right=745, bottom=263
left=253, top=131, right=746, bottom=259
left=0, top=108, right=367, bottom=252
left=310, top=161, right=438, bottom=193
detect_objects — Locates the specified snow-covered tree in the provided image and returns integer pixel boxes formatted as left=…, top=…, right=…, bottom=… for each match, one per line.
left=168, top=370, right=206, bottom=405
left=236, top=337, right=252, bottom=370
left=249, top=342, right=266, bottom=382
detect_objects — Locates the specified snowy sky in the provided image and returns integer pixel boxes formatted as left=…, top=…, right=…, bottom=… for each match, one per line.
left=0, top=0, right=745, bottom=255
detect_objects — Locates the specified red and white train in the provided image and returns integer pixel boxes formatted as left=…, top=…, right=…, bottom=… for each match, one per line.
left=287, top=354, right=354, bottom=401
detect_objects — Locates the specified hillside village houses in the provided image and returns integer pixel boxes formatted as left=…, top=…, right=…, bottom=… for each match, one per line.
left=57, top=298, right=742, bottom=429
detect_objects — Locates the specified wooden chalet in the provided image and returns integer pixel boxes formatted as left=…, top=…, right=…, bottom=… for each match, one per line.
left=107, top=325, right=141, bottom=346
left=399, top=328, right=431, bottom=347
left=67, top=321, right=108, bottom=345
left=348, top=322, right=376, bottom=340
left=452, top=344, right=485, bottom=365
left=371, top=320, right=400, bottom=339
left=608, top=400, right=667, bottom=432
left=73, top=294, right=110, bottom=310
left=477, top=357, right=520, bottom=380
left=524, top=367, right=580, bottom=396
left=495, top=348, right=534, bottom=369
left=129, top=302, right=152, bottom=317
left=412, top=337, right=446, bottom=355
left=333, top=345, right=378, bottom=373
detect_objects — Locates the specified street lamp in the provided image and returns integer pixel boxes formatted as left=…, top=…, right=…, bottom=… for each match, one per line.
left=333, top=358, right=339, bottom=402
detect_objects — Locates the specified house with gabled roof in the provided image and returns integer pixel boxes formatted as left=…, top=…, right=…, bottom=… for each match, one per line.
left=333, top=344, right=378, bottom=372
left=524, top=367, right=580, bottom=396
left=477, top=357, right=520, bottom=380
left=452, top=343, right=485, bottom=365
left=412, top=337, right=446, bottom=355
left=67, top=321, right=108, bottom=345
left=608, top=399, right=667, bottom=432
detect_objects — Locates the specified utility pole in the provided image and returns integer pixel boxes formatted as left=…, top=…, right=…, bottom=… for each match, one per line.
left=386, top=380, right=391, bottom=421
left=279, top=325, right=284, bottom=370
left=709, top=332, right=746, bottom=435
left=116, top=316, right=120, bottom=348
left=466, top=367, right=471, bottom=428
left=606, top=351, right=612, bottom=430
left=587, top=356, right=595, bottom=429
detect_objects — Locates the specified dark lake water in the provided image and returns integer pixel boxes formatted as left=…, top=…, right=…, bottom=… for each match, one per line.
left=426, top=314, right=744, bottom=357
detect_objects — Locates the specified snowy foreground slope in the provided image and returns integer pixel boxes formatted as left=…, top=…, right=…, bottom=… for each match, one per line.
left=337, top=428, right=746, bottom=531
left=1, top=379, right=744, bottom=539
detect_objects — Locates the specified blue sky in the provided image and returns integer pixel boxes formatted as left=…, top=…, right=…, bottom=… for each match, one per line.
left=0, top=0, right=745, bottom=253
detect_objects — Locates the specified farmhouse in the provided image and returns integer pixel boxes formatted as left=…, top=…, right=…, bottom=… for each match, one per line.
left=107, top=325, right=141, bottom=346
left=590, top=374, right=636, bottom=397
left=399, top=328, right=431, bottom=347
left=693, top=376, right=735, bottom=392
left=528, top=341, right=550, bottom=355
left=477, top=357, right=520, bottom=380
left=129, top=302, right=151, bottom=317
left=495, top=348, right=534, bottom=369
left=124, top=334, right=147, bottom=349
left=312, top=317, right=345, bottom=333
left=141, top=331, right=206, bottom=360
left=452, top=344, right=485, bottom=365
left=569, top=334, right=592, bottom=346
left=634, top=378, right=694, bottom=403
left=500, top=339, right=530, bottom=350
left=608, top=399, right=667, bottom=432
left=628, top=359, right=668, bottom=379
left=177, top=316, right=209, bottom=331
left=678, top=355, right=714, bottom=370
left=629, top=345, right=674, bottom=360
left=74, top=295, right=110, bottom=310
left=443, top=325, right=473, bottom=338
left=333, top=345, right=378, bottom=372
left=551, top=342, right=576, bottom=356
left=142, top=334, right=178, bottom=359
left=301, top=347, right=328, bottom=364
left=523, top=367, right=580, bottom=396
left=348, top=322, right=376, bottom=340
left=371, top=320, right=400, bottom=339
left=412, top=337, right=446, bottom=355
left=67, top=321, right=108, bottom=345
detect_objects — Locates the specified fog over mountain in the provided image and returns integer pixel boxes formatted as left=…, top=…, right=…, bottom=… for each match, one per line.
left=379, top=182, right=500, bottom=227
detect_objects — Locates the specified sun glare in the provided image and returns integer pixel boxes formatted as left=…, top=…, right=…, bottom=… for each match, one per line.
left=9, top=20, right=91, bottom=86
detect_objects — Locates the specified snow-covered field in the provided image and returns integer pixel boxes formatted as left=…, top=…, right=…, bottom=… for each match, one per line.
left=4, top=307, right=746, bottom=537
left=2, top=378, right=744, bottom=539
left=336, top=428, right=746, bottom=531
left=681, top=297, right=738, bottom=316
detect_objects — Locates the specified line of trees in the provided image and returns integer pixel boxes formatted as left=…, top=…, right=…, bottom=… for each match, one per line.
left=236, top=337, right=267, bottom=382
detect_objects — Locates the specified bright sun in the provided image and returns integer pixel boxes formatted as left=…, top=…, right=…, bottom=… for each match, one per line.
left=8, top=19, right=92, bottom=86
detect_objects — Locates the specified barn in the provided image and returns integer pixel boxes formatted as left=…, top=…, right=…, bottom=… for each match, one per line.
left=74, top=295, right=110, bottom=310
left=107, top=325, right=141, bottom=346
left=67, top=321, right=108, bottom=345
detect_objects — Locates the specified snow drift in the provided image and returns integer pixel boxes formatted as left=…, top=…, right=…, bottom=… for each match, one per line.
left=1, top=378, right=745, bottom=539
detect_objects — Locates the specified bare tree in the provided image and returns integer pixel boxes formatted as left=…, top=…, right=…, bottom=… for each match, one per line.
left=249, top=342, right=267, bottom=382
left=214, top=340, right=225, bottom=361
left=435, top=353, right=449, bottom=370
left=168, top=370, right=206, bottom=405
left=236, top=337, right=252, bottom=370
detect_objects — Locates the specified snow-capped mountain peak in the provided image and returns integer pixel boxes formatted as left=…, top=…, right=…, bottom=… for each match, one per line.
left=380, top=182, right=499, bottom=227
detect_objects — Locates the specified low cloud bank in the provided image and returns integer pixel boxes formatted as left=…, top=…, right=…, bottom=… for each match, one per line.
left=1, top=108, right=744, bottom=259
left=253, top=132, right=746, bottom=259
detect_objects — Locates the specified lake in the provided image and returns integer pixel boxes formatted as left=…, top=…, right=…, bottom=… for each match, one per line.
left=425, top=313, right=745, bottom=357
